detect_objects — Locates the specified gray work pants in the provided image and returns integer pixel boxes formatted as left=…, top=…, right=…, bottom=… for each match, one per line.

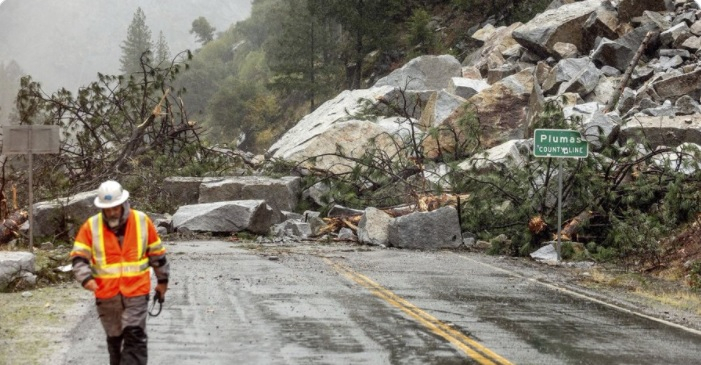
left=96, top=294, right=149, bottom=365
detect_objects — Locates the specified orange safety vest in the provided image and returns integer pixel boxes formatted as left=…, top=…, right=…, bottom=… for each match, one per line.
left=70, top=209, right=165, bottom=299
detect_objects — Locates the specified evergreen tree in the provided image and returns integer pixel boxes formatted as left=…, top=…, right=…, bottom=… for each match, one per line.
left=155, top=31, right=171, bottom=65
left=190, top=16, right=216, bottom=46
left=325, top=0, right=401, bottom=89
left=265, top=0, right=341, bottom=112
left=407, top=8, right=438, bottom=55
left=119, top=7, right=153, bottom=75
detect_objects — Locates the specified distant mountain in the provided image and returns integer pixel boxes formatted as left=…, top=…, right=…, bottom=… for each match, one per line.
left=0, top=0, right=252, bottom=91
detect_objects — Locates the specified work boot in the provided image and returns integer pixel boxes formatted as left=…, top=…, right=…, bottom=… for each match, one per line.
left=121, top=326, right=148, bottom=365
left=106, top=335, right=123, bottom=365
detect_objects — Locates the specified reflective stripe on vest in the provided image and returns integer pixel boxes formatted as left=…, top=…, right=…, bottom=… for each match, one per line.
left=89, top=211, right=150, bottom=279
left=70, top=241, right=92, bottom=260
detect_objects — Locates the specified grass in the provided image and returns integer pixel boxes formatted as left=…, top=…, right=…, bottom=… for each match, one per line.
left=0, top=243, right=86, bottom=365
left=582, top=268, right=701, bottom=316
left=0, top=284, right=90, bottom=365
left=635, top=289, right=701, bottom=315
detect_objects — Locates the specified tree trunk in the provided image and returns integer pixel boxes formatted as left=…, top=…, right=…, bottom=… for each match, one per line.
left=557, top=210, right=593, bottom=241
left=604, top=31, right=654, bottom=113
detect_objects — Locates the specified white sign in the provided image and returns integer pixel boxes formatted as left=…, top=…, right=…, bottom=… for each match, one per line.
left=2, top=125, right=60, bottom=155
left=1, top=125, right=60, bottom=251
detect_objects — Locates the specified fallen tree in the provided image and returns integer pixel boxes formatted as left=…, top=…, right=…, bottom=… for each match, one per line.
left=6, top=50, right=240, bottom=213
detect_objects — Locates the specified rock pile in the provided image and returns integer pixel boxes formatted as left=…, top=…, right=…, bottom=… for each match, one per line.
left=269, top=0, right=701, bottom=175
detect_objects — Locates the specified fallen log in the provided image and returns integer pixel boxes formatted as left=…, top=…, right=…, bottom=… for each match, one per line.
left=417, top=193, right=470, bottom=212
left=382, top=193, right=470, bottom=216
left=341, top=218, right=359, bottom=232
left=555, top=210, right=593, bottom=241
left=604, top=31, right=655, bottom=113
left=0, top=210, right=28, bottom=244
left=318, top=215, right=362, bottom=235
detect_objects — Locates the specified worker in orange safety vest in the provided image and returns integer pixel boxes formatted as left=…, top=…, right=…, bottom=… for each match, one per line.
left=70, top=180, right=169, bottom=365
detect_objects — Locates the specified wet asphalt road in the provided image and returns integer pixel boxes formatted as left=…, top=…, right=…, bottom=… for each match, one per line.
left=60, top=240, right=701, bottom=365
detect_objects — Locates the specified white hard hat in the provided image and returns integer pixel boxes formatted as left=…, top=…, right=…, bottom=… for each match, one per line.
left=94, top=180, right=130, bottom=208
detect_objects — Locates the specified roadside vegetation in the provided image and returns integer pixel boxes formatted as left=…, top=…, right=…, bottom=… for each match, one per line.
left=288, top=93, right=701, bottom=292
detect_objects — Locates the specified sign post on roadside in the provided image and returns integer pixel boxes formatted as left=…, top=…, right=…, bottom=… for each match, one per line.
left=2, top=125, right=60, bottom=251
left=533, top=129, right=588, bottom=262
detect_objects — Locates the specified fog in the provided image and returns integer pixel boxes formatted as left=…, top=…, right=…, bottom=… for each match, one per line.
left=0, top=0, right=253, bottom=92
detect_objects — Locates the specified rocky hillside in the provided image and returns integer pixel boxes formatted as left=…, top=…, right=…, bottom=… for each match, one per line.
left=264, top=0, right=701, bottom=279
left=269, top=0, right=685, bottom=170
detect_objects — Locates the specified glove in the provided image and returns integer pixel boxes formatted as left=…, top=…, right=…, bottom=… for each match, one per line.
left=155, top=282, right=168, bottom=303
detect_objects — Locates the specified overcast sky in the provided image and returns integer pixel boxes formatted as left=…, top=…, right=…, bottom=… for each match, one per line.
left=0, top=0, right=252, bottom=91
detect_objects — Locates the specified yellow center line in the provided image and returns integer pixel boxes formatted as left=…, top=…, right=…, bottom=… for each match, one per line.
left=324, top=258, right=513, bottom=365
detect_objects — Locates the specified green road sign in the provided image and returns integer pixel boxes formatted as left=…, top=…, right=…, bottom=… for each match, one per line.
left=533, top=129, right=588, bottom=158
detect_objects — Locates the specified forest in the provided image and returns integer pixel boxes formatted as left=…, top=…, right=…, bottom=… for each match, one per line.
left=173, top=0, right=550, bottom=152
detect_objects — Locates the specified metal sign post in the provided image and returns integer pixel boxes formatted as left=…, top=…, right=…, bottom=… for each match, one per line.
left=2, top=125, right=60, bottom=251
left=533, top=129, right=588, bottom=262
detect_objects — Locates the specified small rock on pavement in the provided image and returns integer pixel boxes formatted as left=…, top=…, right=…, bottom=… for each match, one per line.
left=338, top=228, right=357, bottom=241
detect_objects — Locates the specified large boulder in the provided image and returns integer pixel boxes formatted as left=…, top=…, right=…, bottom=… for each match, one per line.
left=357, top=207, right=393, bottom=247
left=0, top=251, right=35, bottom=292
left=580, top=3, right=619, bottom=52
left=387, top=206, right=462, bottom=249
left=587, top=74, right=621, bottom=106
left=462, top=23, right=524, bottom=75
left=162, top=176, right=224, bottom=209
left=542, top=57, right=602, bottom=97
left=32, top=190, right=97, bottom=238
left=512, top=0, right=609, bottom=58
left=618, top=115, right=701, bottom=148
left=458, top=139, right=532, bottom=172
left=374, top=55, right=462, bottom=91
left=452, top=69, right=534, bottom=148
left=267, top=86, right=413, bottom=173
left=591, top=22, right=661, bottom=72
left=425, top=69, right=534, bottom=155
left=448, top=77, right=490, bottom=100
left=563, top=103, right=620, bottom=150
left=617, top=0, right=671, bottom=23
left=419, top=90, right=467, bottom=128
left=198, top=176, right=301, bottom=212
left=652, top=68, right=701, bottom=100
left=172, top=200, right=282, bottom=235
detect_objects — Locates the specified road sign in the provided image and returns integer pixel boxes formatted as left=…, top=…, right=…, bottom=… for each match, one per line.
left=2, top=125, right=60, bottom=154
left=533, top=129, right=588, bottom=158
left=1, top=124, right=60, bottom=252
left=532, top=129, right=589, bottom=262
